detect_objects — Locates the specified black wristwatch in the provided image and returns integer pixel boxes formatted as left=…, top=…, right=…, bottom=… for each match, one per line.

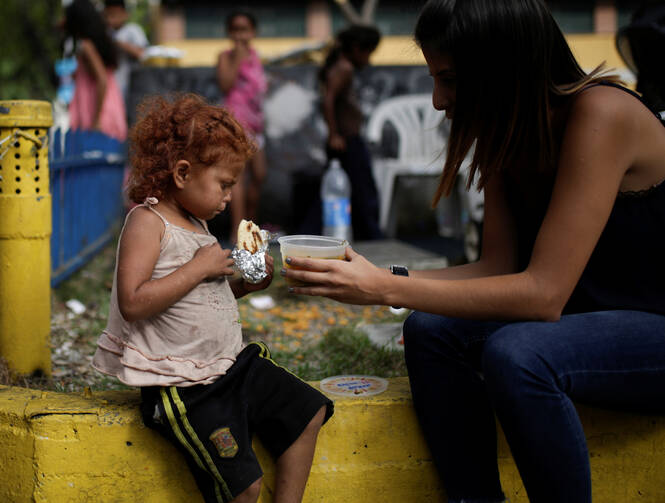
left=389, top=265, right=409, bottom=308
left=390, top=265, right=409, bottom=277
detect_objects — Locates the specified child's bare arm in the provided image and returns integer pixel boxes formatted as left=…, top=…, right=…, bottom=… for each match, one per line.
left=115, top=39, right=144, bottom=61
left=217, top=49, right=245, bottom=94
left=230, top=254, right=274, bottom=298
left=116, top=208, right=234, bottom=321
left=78, top=38, right=107, bottom=130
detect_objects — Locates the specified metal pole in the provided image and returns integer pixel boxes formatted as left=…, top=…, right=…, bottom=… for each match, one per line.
left=0, top=100, right=53, bottom=377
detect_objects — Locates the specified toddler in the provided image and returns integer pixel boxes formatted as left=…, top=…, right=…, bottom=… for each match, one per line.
left=93, top=93, right=333, bottom=503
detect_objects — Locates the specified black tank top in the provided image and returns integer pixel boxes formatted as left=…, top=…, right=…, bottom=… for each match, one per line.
left=505, top=82, right=665, bottom=315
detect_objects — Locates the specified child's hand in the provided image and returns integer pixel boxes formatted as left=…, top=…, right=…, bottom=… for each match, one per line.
left=232, top=42, right=250, bottom=61
left=193, top=243, right=235, bottom=279
left=244, top=253, right=274, bottom=293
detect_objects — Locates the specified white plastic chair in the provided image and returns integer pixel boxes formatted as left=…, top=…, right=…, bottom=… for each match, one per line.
left=366, top=94, right=449, bottom=234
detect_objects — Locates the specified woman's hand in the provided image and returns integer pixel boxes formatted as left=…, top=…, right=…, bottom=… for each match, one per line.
left=193, top=243, right=235, bottom=279
left=282, top=247, right=390, bottom=305
left=244, top=253, right=274, bottom=293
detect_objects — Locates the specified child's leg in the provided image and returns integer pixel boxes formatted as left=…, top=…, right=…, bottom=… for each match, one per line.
left=230, top=477, right=262, bottom=503
left=246, top=342, right=333, bottom=502
left=273, top=405, right=327, bottom=503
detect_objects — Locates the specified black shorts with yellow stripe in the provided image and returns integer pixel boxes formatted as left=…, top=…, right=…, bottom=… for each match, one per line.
left=140, top=342, right=334, bottom=503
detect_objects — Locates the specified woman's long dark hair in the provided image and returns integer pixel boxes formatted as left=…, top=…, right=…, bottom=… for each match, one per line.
left=65, top=0, right=118, bottom=68
left=318, top=24, right=381, bottom=83
left=415, top=0, right=619, bottom=204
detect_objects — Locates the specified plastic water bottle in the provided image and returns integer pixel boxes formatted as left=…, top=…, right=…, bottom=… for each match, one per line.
left=321, top=159, right=352, bottom=242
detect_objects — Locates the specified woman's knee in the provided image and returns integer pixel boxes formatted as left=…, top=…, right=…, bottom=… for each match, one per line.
left=481, top=325, right=555, bottom=392
left=403, top=312, right=478, bottom=368
left=403, top=311, right=452, bottom=343
left=403, top=311, right=440, bottom=355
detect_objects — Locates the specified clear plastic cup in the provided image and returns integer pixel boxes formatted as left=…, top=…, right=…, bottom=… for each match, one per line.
left=278, top=235, right=348, bottom=286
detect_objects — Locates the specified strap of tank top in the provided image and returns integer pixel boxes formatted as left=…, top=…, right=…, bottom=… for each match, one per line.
left=194, top=217, right=211, bottom=235
left=137, top=197, right=211, bottom=234
left=585, top=81, right=665, bottom=124
left=141, top=197, right=170, bottom=227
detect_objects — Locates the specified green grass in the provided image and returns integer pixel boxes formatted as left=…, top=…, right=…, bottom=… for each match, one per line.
left=271, top=327, right=407, bottom=381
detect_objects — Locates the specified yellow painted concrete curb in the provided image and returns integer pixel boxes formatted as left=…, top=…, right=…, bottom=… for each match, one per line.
left=2, top=378, right=665, bottom=502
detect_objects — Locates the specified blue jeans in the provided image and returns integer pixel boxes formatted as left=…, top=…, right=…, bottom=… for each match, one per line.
left=403, top=310, right=665, bottom=503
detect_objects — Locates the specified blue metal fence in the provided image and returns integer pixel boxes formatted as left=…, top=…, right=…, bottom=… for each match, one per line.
left=49, top=129, right=126, bottom=287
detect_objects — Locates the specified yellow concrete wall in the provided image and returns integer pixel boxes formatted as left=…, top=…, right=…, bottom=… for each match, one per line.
left=2, top=378, right=664, bottom=502
left=162, top=33, right=627, bottom=73
left=0, top=379, right=443, bottom=503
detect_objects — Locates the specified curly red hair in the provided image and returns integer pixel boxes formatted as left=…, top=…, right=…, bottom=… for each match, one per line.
left=126, top=93, right=256, bottom=204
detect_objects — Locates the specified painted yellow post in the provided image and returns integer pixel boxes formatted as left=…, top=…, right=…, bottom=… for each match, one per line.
left=0, top=100, right=53, bottom=376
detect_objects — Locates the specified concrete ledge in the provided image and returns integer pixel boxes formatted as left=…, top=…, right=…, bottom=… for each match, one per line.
left=1, top=378, right=665, bottom=502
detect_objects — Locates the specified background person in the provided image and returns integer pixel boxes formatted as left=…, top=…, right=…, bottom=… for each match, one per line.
left=319, top=24, right=383, bottom=240
left=63, top=0, right=126, bottom=141
left=217, top=10, right=268, bottom=244
left=284, top=1, right=665, bottom=502
left=103, top=0, right=149, bottom=108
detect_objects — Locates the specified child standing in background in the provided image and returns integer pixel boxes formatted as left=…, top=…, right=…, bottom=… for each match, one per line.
left=217, top=10, right=268, bottom=244
left=92, top=94, right=333, bottom=503
left=103, top=0, right=149, bottom=107
left=63, top=0, right=127, bottom=141
left=319, top=25, right=383, bottom=241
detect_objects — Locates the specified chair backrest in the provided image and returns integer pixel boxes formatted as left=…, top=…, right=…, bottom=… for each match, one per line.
left=366, top=94, right=447, bottom=162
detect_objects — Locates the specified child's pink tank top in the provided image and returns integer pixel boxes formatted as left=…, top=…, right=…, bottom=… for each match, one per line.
left=92, top=200, right=243, bottom=387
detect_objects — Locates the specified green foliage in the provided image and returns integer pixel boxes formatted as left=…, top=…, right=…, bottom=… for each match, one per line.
left=0, top=0, right=62, bottom=101
left=127, top=0, right=153, bottom=41
left=0, top=0, right=153, bottom=102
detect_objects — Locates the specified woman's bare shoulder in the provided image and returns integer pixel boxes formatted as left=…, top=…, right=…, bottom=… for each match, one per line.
left=330, top=57, right=354, bottom=77
left=571, top=84, right=656, bottom=128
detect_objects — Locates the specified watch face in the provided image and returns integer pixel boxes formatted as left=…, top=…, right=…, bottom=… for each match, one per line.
left=391, top=265, right=408, bottom=276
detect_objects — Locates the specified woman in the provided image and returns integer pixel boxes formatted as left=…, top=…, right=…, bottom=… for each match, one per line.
left=64, top=0, right=127, bottom=141
left=283, top=1, right=665, bottom=502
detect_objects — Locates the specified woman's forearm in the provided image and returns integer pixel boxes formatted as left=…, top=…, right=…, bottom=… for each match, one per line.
left=409, top=259, right=510, bottom=280
left=383, top=271, right=560, bottom=322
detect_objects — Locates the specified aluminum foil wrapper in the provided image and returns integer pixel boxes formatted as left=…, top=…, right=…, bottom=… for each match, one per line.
left=232, top=230, right=272, bottom=284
